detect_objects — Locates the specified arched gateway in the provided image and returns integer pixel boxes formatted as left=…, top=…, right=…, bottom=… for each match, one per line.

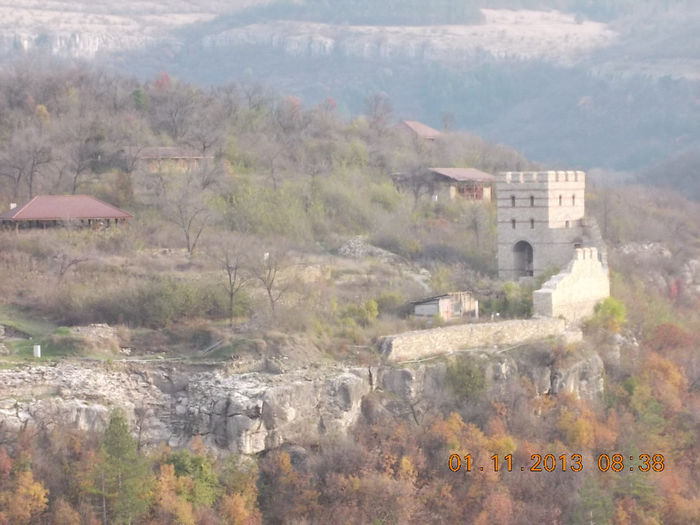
left=496, top=171, right=586, bottom=280
left=513, top=241, right=533, bottom=277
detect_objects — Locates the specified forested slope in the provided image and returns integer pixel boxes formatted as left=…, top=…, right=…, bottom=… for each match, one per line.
left=0, top=67, right=697, bottom=523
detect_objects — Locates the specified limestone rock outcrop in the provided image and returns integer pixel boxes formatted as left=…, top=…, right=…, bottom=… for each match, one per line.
left=0, top=363, right=369, bottom=455
left=376, top=343, right=604, bottom=424
left=0, top=343, right=604, bottom=454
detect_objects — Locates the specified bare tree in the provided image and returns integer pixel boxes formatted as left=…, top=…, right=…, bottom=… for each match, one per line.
left=174, top=195, right=211, bottom=257
left=183, top=93, right=225, bottom=155
left=365, top=92, right=393, bottom=133
left=218, top=238, right=252, bottom=327
left=255, top=248, right=291, bottom=315
left=149, top=84, right=196, bottom=140
left=392, top=168, right=437, bottom=208
left=161, top=171, right=216, bottom=256
left=0, top=127, right=52, bottom=200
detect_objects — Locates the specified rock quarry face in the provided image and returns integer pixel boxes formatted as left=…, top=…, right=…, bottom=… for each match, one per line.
left=0, top=344, right=604, bottom=454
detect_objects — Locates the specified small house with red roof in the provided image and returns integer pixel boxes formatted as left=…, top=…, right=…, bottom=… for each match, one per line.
left=400, top=120, right=442, bottom=141
left=427, top=167, right=494, bottom=201
left=0, top=195, right=132, bottom=230
left=393, top=167, right=494, bottom=204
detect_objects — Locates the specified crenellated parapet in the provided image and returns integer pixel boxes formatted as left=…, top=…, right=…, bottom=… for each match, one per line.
left=498, top=170, right=585, bottom=184
left=574, top=247, right=599, bottom=261
left=533, top=245, right=610, bottom=322
left=496, top=170, right=587, bottom=280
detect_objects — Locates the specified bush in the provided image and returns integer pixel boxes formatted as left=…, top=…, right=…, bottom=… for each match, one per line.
left=589, top=297, right=626, bottom=333
left=481, top=282, right=533, bottom=318
left=374, top=291, right=405, bottom=315
left=54, top=277, right=229, bottom=328
left=446, top=356, right=486, bottom=399
left=339, top=300, right=378, bottom=327
left=647, top=323, right=692, bottom=351
left=41, top=331, right=119, bottom=358
left=370, top=182, right=401, bottom=212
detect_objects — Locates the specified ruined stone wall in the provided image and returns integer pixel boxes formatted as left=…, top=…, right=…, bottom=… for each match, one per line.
left=380, top=317, right=567, bottom=362
left=533, top=247, right=610, bottom=322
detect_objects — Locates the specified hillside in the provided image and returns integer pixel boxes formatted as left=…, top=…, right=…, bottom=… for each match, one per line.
left=0, top=1, right=697, bottom=182
left=0, top=66, right=698, bottom=523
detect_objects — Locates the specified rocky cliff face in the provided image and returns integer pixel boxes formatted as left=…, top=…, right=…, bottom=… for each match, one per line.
left=0, top=7, right=615, bottom=64
left=202, top=10, right=616, bottom=65
left=375, top=344, right=604, bottom=424
left=0, top=362, right=369, bottom=454
left=0, top=342, right=605, bottom=454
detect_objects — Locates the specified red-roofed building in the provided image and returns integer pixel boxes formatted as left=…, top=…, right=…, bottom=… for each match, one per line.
left=400, top=120, right=442, bottom=141
left=0, top=195, right=132, bottom=230
left=428, top=167, right=494, bottom=201
left=393, top=167, right=494, bottom=203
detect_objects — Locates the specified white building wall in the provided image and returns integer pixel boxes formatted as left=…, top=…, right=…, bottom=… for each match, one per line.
left=414, top=302, right=439, bottom=317
left=533, top=247, right=610, bottom=322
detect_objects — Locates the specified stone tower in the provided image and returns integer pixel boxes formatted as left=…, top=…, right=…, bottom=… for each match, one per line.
left=496, top=170, right=586, bottom=280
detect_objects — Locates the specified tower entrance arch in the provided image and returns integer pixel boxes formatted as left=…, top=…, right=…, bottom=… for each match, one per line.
left=513, top=241, right=533, bottom=277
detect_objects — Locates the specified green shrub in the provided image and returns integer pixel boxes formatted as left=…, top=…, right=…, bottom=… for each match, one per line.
left=446, top=356, right=486, bottom=399
left=54, top=277, right=229, bottom=328
left=481, top=282, right=533, bottom=318
left=370, top=182, right=401, bottom=212
left=339, top=299, right=378, bottom=327
left=589, top=297, right=627, bottom=333
left=374, top=291, right=405, bottom=315
left=165, top=450, right=221, bottom=507
left=40, top=332, right=119, bottom=358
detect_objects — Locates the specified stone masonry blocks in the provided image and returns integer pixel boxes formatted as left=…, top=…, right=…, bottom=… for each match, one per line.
left=380, top=318, right=567, bottom=362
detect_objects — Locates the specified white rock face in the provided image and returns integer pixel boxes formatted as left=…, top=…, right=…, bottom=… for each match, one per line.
left=0, top=362, right=370, bottom=455
left=203, top=10, right=617, bottom=65
left=0, top=2, right=219, bottom=58
left=0, top=344, right=604, bottom=453
left=376, top=343, right=605, bottom=424
left=0, top=6, right=616, bottom=64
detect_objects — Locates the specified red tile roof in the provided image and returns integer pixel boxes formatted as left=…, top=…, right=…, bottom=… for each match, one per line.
left=401, top=120, right=441, bottom=140
left=429, top=167, right=494, bottom=182
left=0, top=195, right=132, bottom=221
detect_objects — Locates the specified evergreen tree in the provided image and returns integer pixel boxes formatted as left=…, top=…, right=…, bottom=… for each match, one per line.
left=93, top=409, right=151, bottom=525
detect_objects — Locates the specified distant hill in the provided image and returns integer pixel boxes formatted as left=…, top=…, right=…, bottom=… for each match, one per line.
left=0, top=1, right=697, bottom=188
left=640, top=148, right=700, bottom=202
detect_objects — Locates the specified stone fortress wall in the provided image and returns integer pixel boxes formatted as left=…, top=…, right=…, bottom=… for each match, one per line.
left=379, top=170, right=609, bottom=364
left=496, top=170, right=586, bottom=280
left=533, top=247, right=610, bottom=321
left=380, top=318, right=569, bottom=362
left=495, top=169, right=610, bottom=322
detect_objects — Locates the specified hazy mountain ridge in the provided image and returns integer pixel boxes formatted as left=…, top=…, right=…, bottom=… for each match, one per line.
left=0, top=1, right=697, bottom=180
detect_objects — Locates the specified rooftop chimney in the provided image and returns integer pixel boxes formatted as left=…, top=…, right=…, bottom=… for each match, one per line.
left=9, top=203, right=16, bottom=210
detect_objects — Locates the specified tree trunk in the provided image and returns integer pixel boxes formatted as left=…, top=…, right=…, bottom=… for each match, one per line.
left=101, top=471, right=107, bottom=525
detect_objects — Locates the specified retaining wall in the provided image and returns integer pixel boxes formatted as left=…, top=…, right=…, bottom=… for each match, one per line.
left=380, top=317, right=567, bottom=362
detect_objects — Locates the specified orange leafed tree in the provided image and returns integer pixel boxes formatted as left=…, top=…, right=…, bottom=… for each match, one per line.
left=0, top=470, right=48, bottom=524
